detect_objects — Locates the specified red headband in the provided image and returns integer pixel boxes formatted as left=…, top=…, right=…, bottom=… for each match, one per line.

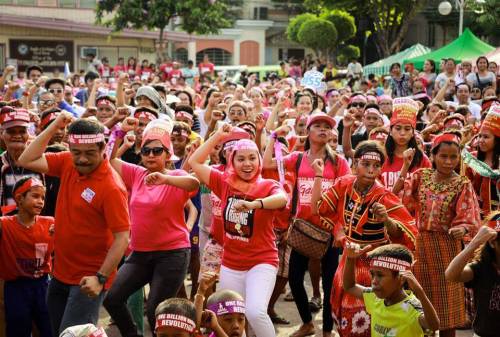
left=134, top=111, right=157, bottom=121
left=370, top=256, right=411, bottom=272
left=364, top=108, right=383, bottom=119
left=172, top=129, right=189, bottom=138
left=40, top=112, right=59, bottom=130
left=155, top=314, right=196, bottom=333
left=68, top=133, right=105, bottom=144
left=360, top=152, right=381, bottom=162
left=14, top=177, right=44, bottom=198
left=97, top=99, right=116, bottom=110
left=488, top=219, right=500, bottom=231
left=432, top=133, right=460, bottom=149
left=176, top=111, right=193, bottom=122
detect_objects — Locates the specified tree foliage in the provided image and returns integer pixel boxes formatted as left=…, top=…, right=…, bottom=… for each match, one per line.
left=337, top=45, right=360, bottom=65
left=297, top=18, right=338, bottom=56
left=321, top=0, right=429, bottom=57
left=465, top=0, right=500, bottom=38
left=320, top=9, right=356, bottom=44
left=96, top=0, right=235, bottom=56
left=286, top=13, right=317, bottom=44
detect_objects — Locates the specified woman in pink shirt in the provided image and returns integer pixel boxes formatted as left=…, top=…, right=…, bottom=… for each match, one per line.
left=263, top=113, right=351, bottom=337
left=189, top=124, right=288, bottom=337
left=103, top=120, right=200, bottom=337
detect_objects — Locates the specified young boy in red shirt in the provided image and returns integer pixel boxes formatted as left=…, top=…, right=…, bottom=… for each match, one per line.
left=0, top=177, right=54, bottom=337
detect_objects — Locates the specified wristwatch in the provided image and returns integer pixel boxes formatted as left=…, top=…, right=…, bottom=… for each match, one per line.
left=96, top=272, right=108, bottom=285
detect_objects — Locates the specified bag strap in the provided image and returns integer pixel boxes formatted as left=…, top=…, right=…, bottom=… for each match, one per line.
left=290, top=152, right=304, bottom=217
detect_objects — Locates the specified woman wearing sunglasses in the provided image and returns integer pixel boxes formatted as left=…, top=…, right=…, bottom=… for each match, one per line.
left=104, top=119, right=200, bottom=337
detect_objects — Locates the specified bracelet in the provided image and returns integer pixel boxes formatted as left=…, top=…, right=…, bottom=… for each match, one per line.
left=315, top=175, right=323, bottom=179
left=112, top=129, right=126, bottom=139
left=258, top=199, right=264, bottom=209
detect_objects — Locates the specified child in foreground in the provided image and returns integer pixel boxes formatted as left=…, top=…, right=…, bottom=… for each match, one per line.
left=195, top=272, right=245, bottom=337
left=0, top=177, right=54, bottom=337
left=445, top=211, right=500, bottom=337
left=342, top=242, right=440, bottom=337
left=155, top=296, right=228, bottom=337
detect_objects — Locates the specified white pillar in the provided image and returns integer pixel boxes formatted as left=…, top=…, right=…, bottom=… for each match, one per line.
left=233, top=40, right=240, bottom=66
left=187, top=41, right=196, bottom=62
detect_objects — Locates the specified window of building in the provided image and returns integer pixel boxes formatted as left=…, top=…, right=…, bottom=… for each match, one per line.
left=0, top=0, right=13, bottom=4
left=16, top=0, right=36, bottom=5
left=59, top=0, right=76, bottom=7
left=174, top=48, right=188, bottom=65
left=196, top=48, right=232, bottom=66
left=0, top=44, right=5, bottom=70
left=78, top=46, right=138, bottom=71
left=78, top=0, right=95, bottom=8
left=253, top=7, right=268, bottom=20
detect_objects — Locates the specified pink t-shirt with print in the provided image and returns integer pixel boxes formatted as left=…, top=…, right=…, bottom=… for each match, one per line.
left=283, top=151, right=351, bottom=225
left=121, top=162, right=196, bottom=252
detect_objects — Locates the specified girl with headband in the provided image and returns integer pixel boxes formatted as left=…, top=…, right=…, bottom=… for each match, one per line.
left=0, top=177, right=54, bottom=337
left=104, top=119, right=200, bottom=337
left=402, top=132, right=481, bottom=337
left=445, top=211, right=500, bottom=337
left=383, top=98, right=431, bottom=195
left=155, top=297, right=226, bottom=337
left=195, top=272, right=246, bottom=337
left=464, top=108, right=500, bottom=218
left=189, top=124, right=288, bottom=337
left=264, top=113, right=350, bottom=337
left=311, top=140, right=418, bottom=337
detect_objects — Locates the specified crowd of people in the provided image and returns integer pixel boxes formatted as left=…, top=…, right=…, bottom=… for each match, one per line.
left=0, top=52, right=498, bottom=337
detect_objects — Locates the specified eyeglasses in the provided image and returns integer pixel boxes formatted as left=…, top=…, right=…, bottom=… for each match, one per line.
left=350, top=102, right=366, bottom=108
left=40, top=99, right=55, bottom=105
left=140, top=146, right=165, bottom=156
left=49, top=88, right=64, bottom=94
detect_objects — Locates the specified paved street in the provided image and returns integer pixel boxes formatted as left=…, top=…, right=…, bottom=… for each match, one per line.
left=100, top=275, right=473, bottom=337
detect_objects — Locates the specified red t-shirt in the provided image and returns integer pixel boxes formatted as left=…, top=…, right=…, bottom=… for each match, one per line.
left=381, top=154, right=431, bottom=190
left=208, top=169, right=284, bottom=271
left=160, top=63, right=174, bottom=81
left=45, top=152, right=130, bottom=288
left=199, top=62, right=214, bottom=75
left=0, top=215, right=54, bottom=281
left=121, top=162, right=196, bottom=252
left=283, top=151, right=351, bottom=225
left=262, top=168, right=293, bottom=231
left=113, top=65, right=127, bottom=75
left=208, top=164, right=225, bottom=244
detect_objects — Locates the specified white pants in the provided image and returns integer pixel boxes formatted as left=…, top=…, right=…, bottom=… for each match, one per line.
left=219, top=264, right=277, bottom=337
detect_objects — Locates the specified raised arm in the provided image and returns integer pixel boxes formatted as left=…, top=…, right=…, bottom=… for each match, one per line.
left=310, top=159, right=324, bottom=215
left=342, top=242, right=372, bottom=299
left=341, top=112, right=355, bottom=159
left=18, top=111, right=73, bottom=173
left=188, top=124, right=232, bottom=185
left=445, top=226, right=497, bottom=283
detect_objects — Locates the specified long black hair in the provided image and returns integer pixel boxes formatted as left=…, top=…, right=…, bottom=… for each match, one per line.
left=304, top=123, right=337, bottom=165
left=473, top=211, right=500, bottom=266
left=385, top=130, right=424, bottom=171
left=477, top=135, right=500, bottom=169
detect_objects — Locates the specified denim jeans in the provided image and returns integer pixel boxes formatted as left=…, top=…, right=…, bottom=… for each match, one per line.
left=4, top=276, right=52, bottom=337
left=103, top=248, right=190, bottom=337
left=46, top=277, right=105, bottom=337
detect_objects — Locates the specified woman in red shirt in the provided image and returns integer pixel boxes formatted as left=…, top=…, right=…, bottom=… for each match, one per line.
left=264, top=113, right=351, bottom=337
left=189, top=124, right=287, bottom=337
left=382, top=98, right=431, bottom=194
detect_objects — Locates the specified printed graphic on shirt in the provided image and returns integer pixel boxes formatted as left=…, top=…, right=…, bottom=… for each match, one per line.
left=490, top=283, right=500, bottom=311
left=211, top=192, right=222, bottom=217
left=81, top=187, right=96, bottom=203
left=373, top=324, right=397, bottom=337
left=381, top=171, right=400, bottom=190
left=298, top=177, right=333, bottom=204
left=223, top=196, right=255, bottom=242
left=16, top=242, right=48, bottom=277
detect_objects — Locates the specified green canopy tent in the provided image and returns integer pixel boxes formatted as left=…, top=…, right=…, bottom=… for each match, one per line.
left=364, top=44, right=431, bottom=76
left=403, top=28, right=495, bottom=70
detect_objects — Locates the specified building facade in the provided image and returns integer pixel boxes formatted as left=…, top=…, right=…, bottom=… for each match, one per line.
left=0, top=0, right=310, bottom=72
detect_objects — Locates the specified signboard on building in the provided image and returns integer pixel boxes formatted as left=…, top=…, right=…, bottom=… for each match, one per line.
left=9, top=39, right=74, bottom=72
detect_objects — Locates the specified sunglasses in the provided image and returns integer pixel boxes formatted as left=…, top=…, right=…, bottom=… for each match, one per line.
left=49, top=88, right=64, bottom=94
left=40, top=99, right=55, bottom=105
left=350, top=102, right=366, bottom=108
left=140, top=146, right=165, bottom=156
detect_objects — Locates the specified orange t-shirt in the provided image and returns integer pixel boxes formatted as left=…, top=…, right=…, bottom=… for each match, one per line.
left=45, top=152, right=130, bottom=288
left=0, top=215, right=54, bottom=281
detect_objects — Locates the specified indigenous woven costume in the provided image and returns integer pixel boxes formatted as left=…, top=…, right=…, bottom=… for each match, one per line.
left=317, top=175, right=417, bottom=337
